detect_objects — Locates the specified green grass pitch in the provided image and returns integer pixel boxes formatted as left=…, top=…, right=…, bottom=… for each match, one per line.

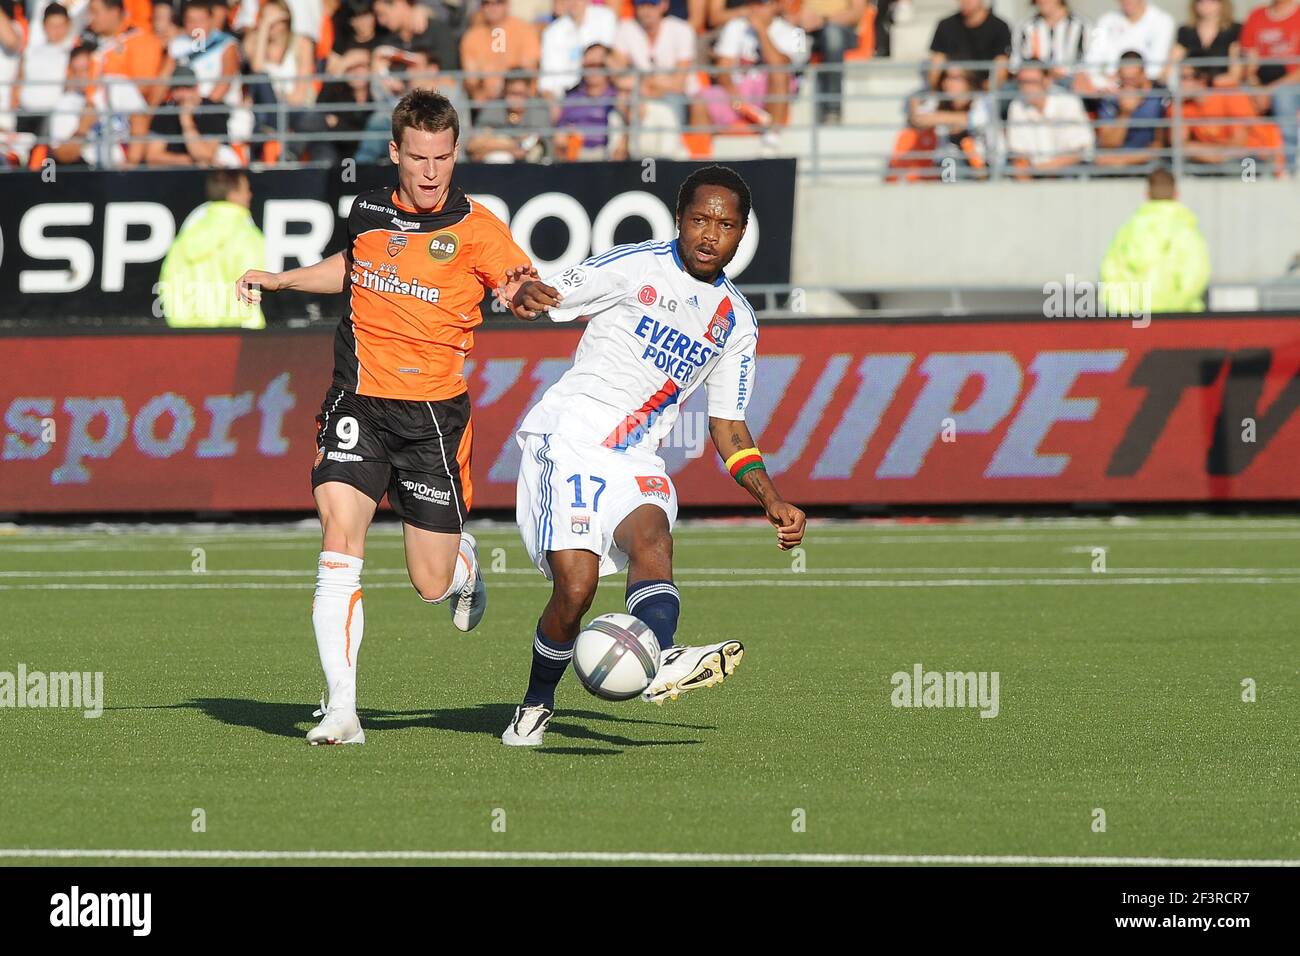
left=0, top=516, right=1296, bottom=866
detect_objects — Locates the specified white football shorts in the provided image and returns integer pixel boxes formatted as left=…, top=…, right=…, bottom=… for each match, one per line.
left=516, top=432, right=679, bottom=579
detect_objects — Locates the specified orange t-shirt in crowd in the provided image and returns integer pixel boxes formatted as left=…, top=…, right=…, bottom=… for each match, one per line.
left=459, top=18, right=541, bottom=85
left=97, top=26, right=164, bottom=82
left=1176, top=92, right=1284, bottom=148
left=124, top=0, right=154, bottom=31
left=335, top=186, right=533, bottom=402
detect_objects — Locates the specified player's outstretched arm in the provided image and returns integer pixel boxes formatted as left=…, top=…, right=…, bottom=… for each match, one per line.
left=709, top=416, right=806, bottom=551
left=235, top=252, right=348, bottom=305
left=508, top=279, right=563, bottom=320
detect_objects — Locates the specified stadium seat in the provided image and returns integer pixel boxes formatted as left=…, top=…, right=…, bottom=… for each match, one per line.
left=843, top=7, right=877, bottom=63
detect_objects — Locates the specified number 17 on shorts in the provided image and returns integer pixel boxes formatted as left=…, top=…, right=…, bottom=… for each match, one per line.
left=516, top=432, right=678, bottom=580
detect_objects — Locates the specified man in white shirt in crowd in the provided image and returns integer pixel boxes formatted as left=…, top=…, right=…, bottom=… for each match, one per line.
left=1004, top=59, right=1093, bottom=175
left=614, top=0, right=696, bottom=114
left=1083, top=0, right=1175, bottom=93
left=49, top=42, right=149, bottom=167
left=699, top=0, right=807, bottom=140
left=540, top=0, right=618, bottom=98
left=17, top=3, right=75, bottom=137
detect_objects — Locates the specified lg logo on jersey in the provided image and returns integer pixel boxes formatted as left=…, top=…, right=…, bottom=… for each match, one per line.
left=638, top=285, right=677, bottom=313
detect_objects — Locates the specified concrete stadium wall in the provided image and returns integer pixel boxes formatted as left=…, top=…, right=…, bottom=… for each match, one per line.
left=791, top=178, right=1300, bottom=289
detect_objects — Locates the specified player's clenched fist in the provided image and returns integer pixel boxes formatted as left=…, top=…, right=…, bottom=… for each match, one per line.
left=236, top=270, right=281, bottom=305
left=510, top=279, right=562, bottom=320
left=767, top=500, right=806, bottom=551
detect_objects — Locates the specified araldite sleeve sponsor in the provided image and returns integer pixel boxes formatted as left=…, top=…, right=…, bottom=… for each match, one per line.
left=2, top=317, right=1299, bottom=513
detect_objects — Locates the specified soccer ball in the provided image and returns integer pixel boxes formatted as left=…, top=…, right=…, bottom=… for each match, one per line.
left=571, top=613, right=661, bottom=701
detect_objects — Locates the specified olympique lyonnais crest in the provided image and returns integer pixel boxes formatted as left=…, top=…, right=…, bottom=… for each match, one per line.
left=387, top=235, right=408, bottom=257
left=636, top=475, right=670, bottom=500
left=570, top=515, right=591, bottom=535
left=705, top=297, right=734, bottom=347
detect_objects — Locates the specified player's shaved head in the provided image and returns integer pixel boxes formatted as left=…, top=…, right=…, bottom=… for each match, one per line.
left=676, top=165, right=752, bottom=226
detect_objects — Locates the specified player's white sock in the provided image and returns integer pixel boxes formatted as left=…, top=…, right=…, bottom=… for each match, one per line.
left=417, top=535, right=475, bottom=604
left=312, top=551, right=364, bottom=713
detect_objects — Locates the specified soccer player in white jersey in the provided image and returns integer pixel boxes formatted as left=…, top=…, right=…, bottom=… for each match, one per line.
left=498, top=165, right=807, bottom=747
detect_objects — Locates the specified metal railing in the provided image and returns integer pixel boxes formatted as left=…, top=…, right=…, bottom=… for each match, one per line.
left=3, top=55, right=1297, bottom=178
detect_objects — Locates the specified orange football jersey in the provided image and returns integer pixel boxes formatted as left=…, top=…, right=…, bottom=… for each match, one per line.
left=335, top=186, right=531, bottom=401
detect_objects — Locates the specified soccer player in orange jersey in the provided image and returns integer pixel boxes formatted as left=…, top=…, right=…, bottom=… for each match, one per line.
left=236, top=90, right=537, bottom=745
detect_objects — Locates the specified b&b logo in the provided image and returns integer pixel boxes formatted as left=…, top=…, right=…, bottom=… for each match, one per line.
left=428, top=232, right=459, bottom=262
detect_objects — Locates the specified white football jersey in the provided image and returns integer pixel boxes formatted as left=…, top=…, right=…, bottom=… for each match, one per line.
left=518, top=239, right=758, bottom=452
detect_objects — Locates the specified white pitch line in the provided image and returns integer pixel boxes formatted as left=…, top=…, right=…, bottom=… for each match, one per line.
left=0, top=848, right=1294, bottom=866
left=5, top=566, right=1300, bottom=580
left=9, top=530, right=1300, bottom=553
left=4, top=576, right=1299, bottom=591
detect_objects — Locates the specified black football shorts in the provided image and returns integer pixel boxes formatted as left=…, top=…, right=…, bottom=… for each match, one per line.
left=311, top=385, right=474, bottom=534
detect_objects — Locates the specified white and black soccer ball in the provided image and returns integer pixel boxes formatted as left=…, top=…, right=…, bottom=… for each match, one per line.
left=571, top=613, right=661, bottom=701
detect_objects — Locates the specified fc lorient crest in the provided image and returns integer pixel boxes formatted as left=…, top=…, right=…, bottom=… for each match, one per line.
left=387, top=235, right=408, bottom=257
left=706, top=297, right=734, bottom=347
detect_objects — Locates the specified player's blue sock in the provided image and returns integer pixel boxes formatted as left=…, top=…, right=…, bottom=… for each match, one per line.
left=626, top=579, right=679, bottom=651
left=523, top=623, right=572, bottom=710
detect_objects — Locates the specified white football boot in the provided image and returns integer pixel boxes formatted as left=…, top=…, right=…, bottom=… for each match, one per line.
left=501, top=704, right=553, bottom=746
left=307, top=697, right=365, bottom=745
left=450, top=532, right=487, bottom=632
left=642, top=641, right=745, bottom=704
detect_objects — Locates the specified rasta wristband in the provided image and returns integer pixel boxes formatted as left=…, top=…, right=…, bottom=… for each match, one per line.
left=724, top=447, right=765, bottom=484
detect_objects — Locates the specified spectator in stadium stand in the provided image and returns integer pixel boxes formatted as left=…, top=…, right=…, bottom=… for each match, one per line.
left=1175, top=62, right=1283, bottom=166
left=48, top=41, right=149, bottom=165
left=245, top=0, right=315, bottom=146
left=706, top=0, right=755, bottom=29
left=1082, top=0, right=1175, bottom=94
left=510, top=0, right=558, bottom=25
left=697, top=0, right=807, bottom=142
left=460, top=0, right=541, bottom=102
left=143, top=63, right=232, bottom=164
left=554, top=40, right=618, bottom=158
left=373, top=0, right=462, bottom=73
left=1095, top=50, right=1170, bottom=167
left=24, top=0, right=78, bottom=46
left=608, top=67, right=688, bottom=158
left=1002, top=59, right=1093, bottom=175
left=85, top=0, right=165, bottom=163
left=314, top=44, right=375, bottom=160
left=328, top=0, right=381, bottom=70
left=1165, top=0, right=1242, bottom=86
left=1100, top=168, right=1210, bottom=313
left=466, top=68, right=551, bottom=160
left=164, top=0, right=242, bottom=111
left=152, top=0, right=179, bottom=44
left=0, top=1, right=23, bottom=138
left=1009, top=0, right=1089, bottom=89
left=613, top=0, right=695, bottom=120
left=783, top=0, right=867, bottom=124
left=1241, top=0, right=1300, bottom=173
left=907, top=64, right=994, bottom=172
left=928, top=0, right=1012, bottom=92
left=539, top=0, right=617, bottom=99
left=16, top=3, right=75, bottom=138
left=354, top=47, right=471, bottom=160
left=160, top=169, right=267, bottom=329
